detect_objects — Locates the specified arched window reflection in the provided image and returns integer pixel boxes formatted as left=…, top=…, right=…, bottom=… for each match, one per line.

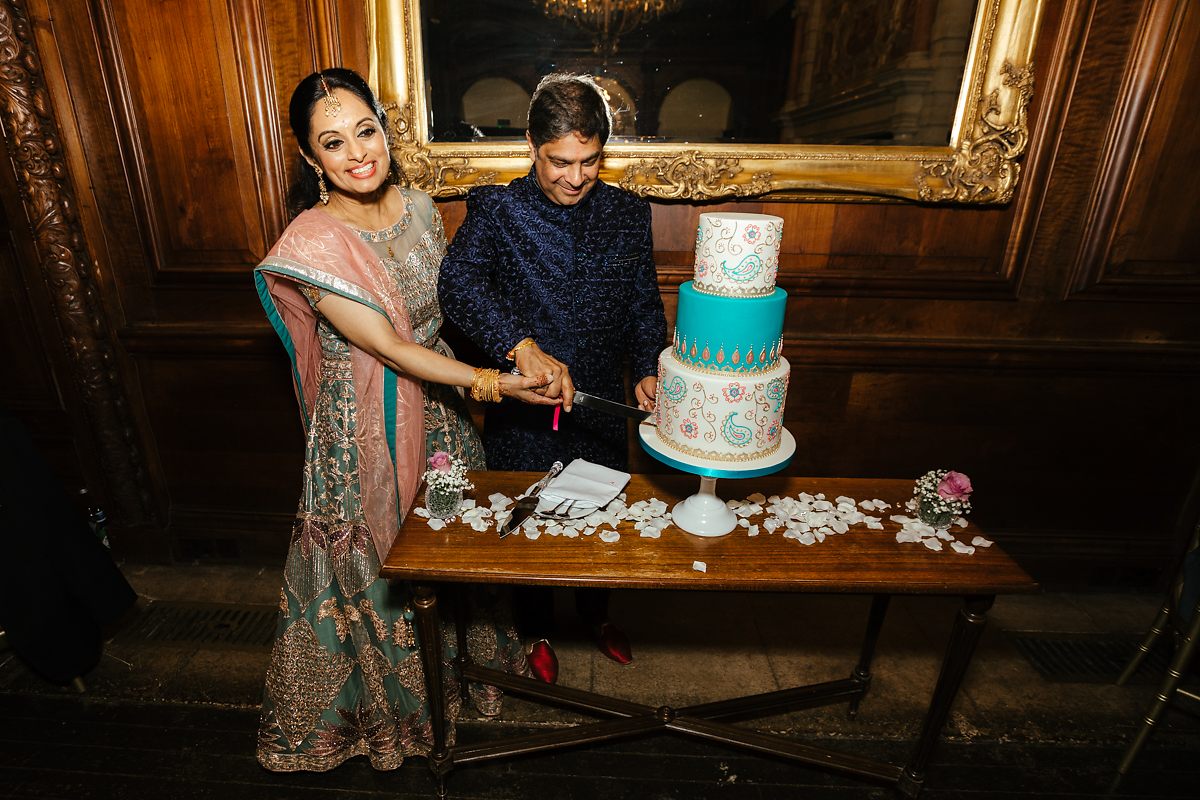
left=657, top=79, right=731, bottom=141
left=461, top=77, right=530, bottom=136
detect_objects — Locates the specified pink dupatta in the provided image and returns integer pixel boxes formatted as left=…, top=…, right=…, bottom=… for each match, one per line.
left=255, top=205, right=426, bottom=562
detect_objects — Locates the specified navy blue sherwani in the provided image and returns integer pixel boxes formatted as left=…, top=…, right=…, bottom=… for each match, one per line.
left=438, top=169, right=666, bottom=472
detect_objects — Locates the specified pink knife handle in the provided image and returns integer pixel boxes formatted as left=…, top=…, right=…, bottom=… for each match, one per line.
left=552, top=405, right=561, bottom=431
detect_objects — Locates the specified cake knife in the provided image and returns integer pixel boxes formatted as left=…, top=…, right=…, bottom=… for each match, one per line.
left=498, top=461, right=563, bottom=538
left=573, top=391, right=655, bottom=424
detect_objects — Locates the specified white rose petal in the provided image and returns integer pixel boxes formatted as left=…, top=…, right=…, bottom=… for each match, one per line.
left=971, top=536, right=993, bottom=548
left=692, top=560, right=707, bottom=572
left=951, top=541, right=975, bottom=555
left=413, top=507, right=431, bottom=518
left=599, top=529, right=621, bottom=543
left=747, top=524, right=759, bottom=537
left=922, top=537, right=944, bottom=551
left=426, top=518, right=446, bottom=530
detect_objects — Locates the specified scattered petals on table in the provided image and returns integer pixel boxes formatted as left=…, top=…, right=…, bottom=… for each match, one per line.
left=427, top=484, right=989, bottom=555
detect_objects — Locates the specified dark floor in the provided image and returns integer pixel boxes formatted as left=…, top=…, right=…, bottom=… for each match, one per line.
left=1, top=564, right=1198, bottom=799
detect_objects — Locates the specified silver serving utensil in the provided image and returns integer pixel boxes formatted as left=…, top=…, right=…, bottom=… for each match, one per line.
left=498, top=461, right=564, bottom=538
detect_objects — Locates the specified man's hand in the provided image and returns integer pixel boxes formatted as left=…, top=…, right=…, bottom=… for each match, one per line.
left=634, top=375, right=657, bottom=412
left=514, top=342, right=575, bottom=412
left=498, top=372, right=561, bottom=405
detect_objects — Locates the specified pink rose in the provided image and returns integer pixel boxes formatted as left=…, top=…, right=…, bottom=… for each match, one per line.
left=937, top=471, right=973, bottom=501
left=428, top=451, right=452, bottom=472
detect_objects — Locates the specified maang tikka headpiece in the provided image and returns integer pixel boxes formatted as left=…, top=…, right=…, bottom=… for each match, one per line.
left=319, top=75, right=341, bottom=118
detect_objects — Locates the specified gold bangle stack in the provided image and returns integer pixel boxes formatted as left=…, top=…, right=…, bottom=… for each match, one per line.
left=505, top=337, right=536, bottom=360
left=470, top=368, right=502, bottom=403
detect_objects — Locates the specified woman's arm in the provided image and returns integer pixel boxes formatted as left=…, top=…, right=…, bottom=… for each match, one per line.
left=314, top=292, right=558, bottom=404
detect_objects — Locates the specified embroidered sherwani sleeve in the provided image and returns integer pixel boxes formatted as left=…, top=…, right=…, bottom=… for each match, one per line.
left=438, top=193, right=529, bottom=363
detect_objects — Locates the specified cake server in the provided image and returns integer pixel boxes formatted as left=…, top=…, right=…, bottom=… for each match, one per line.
left=499, top=460, right=563, bottom=538
left=574, top=391, right=654, bottom=424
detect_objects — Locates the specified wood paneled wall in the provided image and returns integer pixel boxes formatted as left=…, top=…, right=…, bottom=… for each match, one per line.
left=1, top=0, right=1196, bottom=583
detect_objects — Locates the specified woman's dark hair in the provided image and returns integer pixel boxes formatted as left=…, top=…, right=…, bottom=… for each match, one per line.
left=526, top=73, right=612, bottom=149
left=285, top=68, right=391, bottom=218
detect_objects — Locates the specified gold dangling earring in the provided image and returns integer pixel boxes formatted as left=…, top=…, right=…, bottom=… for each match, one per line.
left=315, top=166, right=329, bottom=205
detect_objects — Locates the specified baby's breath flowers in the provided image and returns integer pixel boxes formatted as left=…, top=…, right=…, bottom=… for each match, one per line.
left=423, top=451, right=473, bottom=519
left=913, top=469, right=972, bottom=529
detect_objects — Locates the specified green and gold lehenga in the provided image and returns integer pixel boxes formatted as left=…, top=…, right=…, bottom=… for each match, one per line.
left=253, top=188, right=524, bottom=772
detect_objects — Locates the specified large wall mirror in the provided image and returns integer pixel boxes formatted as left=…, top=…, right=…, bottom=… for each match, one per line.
left=368, top=0, right=1044, bottom=203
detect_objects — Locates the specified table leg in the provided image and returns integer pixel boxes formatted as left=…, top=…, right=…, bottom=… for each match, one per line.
left=452, top=585, right=470, bottom=704
left=897, top=594, right=994, bottom=798
left=413, top=583, right=451, bottom=798
left=849, top=594, right=891, bottom=718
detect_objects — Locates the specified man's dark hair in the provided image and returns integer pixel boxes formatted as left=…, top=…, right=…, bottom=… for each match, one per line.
left=526, top=73, right=612, bottom=149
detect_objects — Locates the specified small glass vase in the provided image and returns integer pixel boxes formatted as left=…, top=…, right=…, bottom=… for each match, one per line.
left=917, top=496, right=954, bottom=529
left=425, top=484, right=463, bottom=520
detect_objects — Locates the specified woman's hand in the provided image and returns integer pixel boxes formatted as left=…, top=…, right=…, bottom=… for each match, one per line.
left=634, top=375, right=658, bottom=412
left=498, top=372, right=561, bottom=406
left=513, top=342, right=575, bottom=411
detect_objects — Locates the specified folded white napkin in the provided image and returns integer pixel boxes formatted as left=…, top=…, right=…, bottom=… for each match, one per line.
left=535, top=458, right=631, bottom=518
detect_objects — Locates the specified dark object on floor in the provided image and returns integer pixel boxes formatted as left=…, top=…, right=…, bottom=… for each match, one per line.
left=0, top=412, right=137, bottom=685
left=1006, top=631, right=1172, bottom=684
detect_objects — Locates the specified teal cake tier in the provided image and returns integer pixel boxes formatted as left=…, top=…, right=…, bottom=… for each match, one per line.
left=672, top=281, right=786, bottom=374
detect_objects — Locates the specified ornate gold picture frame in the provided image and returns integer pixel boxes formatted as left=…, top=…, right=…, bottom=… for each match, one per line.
left=367, top=0, right=1043, bottom=204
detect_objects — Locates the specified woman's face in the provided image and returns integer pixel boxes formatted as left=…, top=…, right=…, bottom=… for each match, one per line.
left=305, top=88, right=390, bottom=202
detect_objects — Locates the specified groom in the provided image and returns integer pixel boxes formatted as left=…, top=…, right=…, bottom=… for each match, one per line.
left=438, top=73, right=666, bottom=682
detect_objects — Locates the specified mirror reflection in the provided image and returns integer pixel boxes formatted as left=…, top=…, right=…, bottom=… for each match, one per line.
left=422, top=0, right=977, bottom=146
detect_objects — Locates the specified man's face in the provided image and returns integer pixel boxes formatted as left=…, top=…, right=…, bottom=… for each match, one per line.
left=527, top=131, right=602, bottom=206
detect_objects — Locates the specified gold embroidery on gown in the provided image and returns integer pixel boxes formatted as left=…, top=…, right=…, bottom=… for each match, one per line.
left=257, top=189, right=522, bottom=773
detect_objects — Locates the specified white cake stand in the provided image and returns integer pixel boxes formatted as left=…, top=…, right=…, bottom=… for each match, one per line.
left=638, top=423, right=796, bottom=537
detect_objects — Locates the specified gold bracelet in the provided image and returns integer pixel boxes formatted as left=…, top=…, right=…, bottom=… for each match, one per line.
left=470, top=368, right=501, bottom=403
left=505, top=337, right=536, bottom=360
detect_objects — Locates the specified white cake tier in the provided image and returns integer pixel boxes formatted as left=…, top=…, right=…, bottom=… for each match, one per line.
left=654, top=347, right=790, bottom=463
left=693, top=212, right=784, bottom=298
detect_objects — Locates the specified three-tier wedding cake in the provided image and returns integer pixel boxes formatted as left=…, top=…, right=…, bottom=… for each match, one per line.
left=653, top=212, right=789, bottom=462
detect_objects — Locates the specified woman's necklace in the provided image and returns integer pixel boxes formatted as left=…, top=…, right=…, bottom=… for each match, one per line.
left=329, top=189, right=404, bottom=259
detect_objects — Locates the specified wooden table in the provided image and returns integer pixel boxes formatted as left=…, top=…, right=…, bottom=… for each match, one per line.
left=382, top=472, right=1037, bottom=798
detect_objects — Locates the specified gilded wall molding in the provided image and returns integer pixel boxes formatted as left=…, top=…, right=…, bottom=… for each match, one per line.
left=617, top=151, right=774, bottom=201
left=386, top=100, right=499, bottom=195
left=0, top=0, right=155, bottom=524
left=370, top=0, right=1044, bottom=204
left=918, top=61, right=1035, bottom=203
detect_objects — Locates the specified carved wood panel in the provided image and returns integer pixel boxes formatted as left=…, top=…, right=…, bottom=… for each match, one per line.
left=1068, top=0, right=1200, bottom=299
left=92, top=0, right=282, bottom=278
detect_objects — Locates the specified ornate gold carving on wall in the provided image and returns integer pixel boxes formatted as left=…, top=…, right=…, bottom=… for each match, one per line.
left=618, top=151, right=773, bottom=200
left=386, top=101, right=498, bottom=196
left=0, top=0, right=155, bottom=524
left=370, top=0, right=1044, bottom=204
left=918, top=61, right=1034, bottom=204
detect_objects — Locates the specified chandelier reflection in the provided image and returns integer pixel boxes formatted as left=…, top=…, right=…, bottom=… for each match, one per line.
left=537, top=0, right=684, bottom=56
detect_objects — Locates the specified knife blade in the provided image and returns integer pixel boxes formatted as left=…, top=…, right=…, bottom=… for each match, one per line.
left=499, top=461, right=564, bottom=538
left=574, top=391, right=654, bottom=424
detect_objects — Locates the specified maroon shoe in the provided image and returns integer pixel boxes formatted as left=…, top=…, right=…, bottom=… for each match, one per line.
left=595, top=622, right=633, bottom=665
left=528, top=639, right=558, bottom=684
